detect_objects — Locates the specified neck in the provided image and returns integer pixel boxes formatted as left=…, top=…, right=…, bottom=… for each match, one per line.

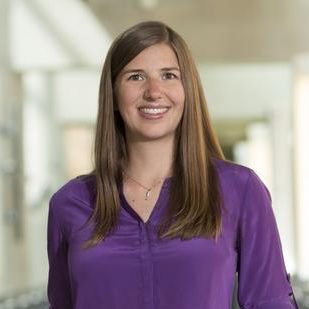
left=124, top=137, right=175, bottom=183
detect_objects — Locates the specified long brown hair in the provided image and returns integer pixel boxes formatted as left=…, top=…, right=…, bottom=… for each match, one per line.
left=85, top=21, right=225, bottom=247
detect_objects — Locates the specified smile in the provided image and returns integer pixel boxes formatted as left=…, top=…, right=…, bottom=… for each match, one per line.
left=138, top=107, right=169, bottom=115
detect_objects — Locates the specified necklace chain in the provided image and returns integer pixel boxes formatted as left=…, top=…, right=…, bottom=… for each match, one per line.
left=123, top=171, right=164, bottom=201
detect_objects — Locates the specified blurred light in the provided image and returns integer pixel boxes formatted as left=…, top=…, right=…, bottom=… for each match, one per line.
left=139, top=0, right=158, bottom=10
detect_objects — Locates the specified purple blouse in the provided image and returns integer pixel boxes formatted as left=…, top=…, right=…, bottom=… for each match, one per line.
left=47, top=158, right=298, bottom=308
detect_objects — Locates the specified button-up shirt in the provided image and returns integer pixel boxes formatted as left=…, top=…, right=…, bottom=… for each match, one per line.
left=47, top=158, right=298, bottom=308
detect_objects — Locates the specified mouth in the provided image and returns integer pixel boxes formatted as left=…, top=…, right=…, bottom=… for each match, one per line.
left=138, top=107, right=170, bottom=115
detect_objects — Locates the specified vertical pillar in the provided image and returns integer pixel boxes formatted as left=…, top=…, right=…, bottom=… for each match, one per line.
left=0, top=0, right=26, bottom=295
left=270, top=103, right=296, bottom=273
left=293, top=54, right=309, bottom=281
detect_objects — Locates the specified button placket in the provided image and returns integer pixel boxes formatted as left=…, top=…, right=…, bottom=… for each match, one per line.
left=139, top=221, right=155, bottom=309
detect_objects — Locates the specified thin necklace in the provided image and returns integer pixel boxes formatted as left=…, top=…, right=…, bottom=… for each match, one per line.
left=123, top=172, right=163, bottom=201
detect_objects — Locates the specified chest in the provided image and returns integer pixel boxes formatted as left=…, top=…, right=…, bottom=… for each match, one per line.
left=67, top=217, right=238, bottom=300
left=122, top=181, right=164, bottom=223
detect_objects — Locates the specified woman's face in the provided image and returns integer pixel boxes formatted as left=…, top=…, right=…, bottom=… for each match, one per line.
left=114, top=43, right=185, bottom=143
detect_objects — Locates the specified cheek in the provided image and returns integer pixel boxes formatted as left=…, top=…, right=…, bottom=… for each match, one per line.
left=170, top=86, right=185, bottom=107
left=116, top=86, right=139, bottom=111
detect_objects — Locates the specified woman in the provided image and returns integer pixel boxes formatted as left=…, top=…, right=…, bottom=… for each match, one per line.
left=47, top=21, right=298, bottom=308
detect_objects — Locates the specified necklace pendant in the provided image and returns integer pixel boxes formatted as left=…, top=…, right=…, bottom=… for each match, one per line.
left=145, top=189, right=151, bottom=200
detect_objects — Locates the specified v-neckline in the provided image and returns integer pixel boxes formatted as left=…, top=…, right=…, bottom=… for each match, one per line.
left=120, top=177, right=171, bottom=224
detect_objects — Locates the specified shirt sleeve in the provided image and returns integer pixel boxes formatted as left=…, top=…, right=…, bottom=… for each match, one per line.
left=47, top=195, right=73, bottom=309
left=236, top=170, right=299, bottom=309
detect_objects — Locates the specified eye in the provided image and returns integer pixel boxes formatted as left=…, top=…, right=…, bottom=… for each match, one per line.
left=162, top=72, right=178, bottom=80
left=128, top=73, right=144, bottom=81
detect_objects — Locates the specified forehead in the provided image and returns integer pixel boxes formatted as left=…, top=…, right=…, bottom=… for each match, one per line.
left=123, top=43, right=179, bottom=69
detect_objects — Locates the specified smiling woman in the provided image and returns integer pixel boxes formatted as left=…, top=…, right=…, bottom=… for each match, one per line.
left=47, top=21, right=299, bottom=309
left=114, top=43, right=185, bottom=142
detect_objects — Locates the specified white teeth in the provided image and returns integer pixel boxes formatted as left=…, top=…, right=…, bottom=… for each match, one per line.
left=139, top=107, right=169, bottom=115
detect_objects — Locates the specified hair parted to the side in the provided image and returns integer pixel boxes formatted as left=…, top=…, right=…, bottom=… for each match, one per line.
left=84, top=20, right=225, bottom=248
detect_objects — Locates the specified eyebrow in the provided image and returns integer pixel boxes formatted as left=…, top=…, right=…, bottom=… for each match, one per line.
left=122, top=67, right=180, bottom=75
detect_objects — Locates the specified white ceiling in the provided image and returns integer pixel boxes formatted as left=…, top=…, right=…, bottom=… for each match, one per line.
left=85, top=0, right=309, bottom=63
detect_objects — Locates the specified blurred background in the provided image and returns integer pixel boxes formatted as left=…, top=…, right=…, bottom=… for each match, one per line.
left=0, top=0, right=308, bottom=308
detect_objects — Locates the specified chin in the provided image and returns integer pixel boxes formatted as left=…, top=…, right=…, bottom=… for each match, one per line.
left=137, top=131, right=176, bottom=142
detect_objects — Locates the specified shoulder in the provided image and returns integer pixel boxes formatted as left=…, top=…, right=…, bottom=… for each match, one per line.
left=211, top=157, right=270, bottom=211
left=48, top=174, right=96, bottom=229
left=211, top=157, right=253, bottom=188
left=50, top=174, right=96, bottom=206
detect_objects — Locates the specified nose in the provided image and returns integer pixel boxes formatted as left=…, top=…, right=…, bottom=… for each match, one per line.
left=143, top=78, right=162, bottom=101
